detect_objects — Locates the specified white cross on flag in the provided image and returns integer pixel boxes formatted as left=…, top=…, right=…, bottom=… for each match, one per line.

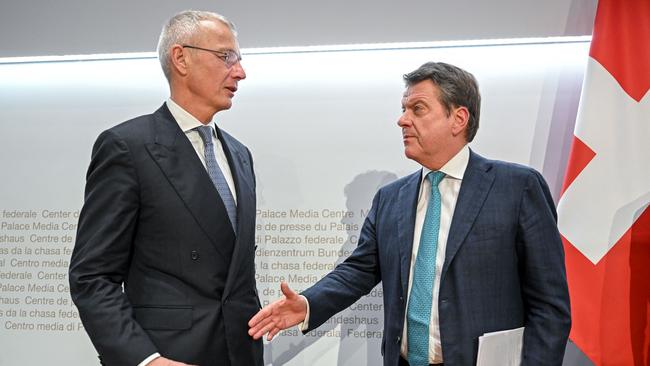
left=557, top=0, right=650, bottom=364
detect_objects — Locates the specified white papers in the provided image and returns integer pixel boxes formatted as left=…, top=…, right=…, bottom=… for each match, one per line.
left=476, top=327, right=524, bottom=366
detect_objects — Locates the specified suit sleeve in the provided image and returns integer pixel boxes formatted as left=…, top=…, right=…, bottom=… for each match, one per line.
left=518, top=170, right=571, bottom=365
left=69, top=130, right=158, bottom=366
left=301, top=191, right=383, bottom=332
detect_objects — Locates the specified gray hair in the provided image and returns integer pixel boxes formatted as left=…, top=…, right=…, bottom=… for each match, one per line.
left=157, top=10, right=238, bottom=81
left=403, top=62, right=481, bottom=142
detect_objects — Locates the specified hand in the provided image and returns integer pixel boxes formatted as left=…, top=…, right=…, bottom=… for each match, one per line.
left=147, top=356, right=197, bottom=366
left=248, top=282, right=308, bottom=341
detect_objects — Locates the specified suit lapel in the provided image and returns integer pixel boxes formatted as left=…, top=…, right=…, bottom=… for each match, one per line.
left=441, top=151, right=495, bottom=279
left=218, top=129, right=256, bottom=298
left=145, top=104, right=235, bottom=258
left=397, top=171, right=422, bottom=297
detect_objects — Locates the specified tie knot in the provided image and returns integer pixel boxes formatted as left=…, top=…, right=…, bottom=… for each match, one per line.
left=427, top=171, right=445, bottom=186
left=196, top=125, right=214, bottom=145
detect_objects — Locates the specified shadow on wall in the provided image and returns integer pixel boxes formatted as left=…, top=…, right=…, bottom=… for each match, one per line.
left=264, top=170, right=398, bottom=365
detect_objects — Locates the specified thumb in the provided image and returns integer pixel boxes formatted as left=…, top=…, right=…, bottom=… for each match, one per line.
left=280, top=281, right=297, bottom=299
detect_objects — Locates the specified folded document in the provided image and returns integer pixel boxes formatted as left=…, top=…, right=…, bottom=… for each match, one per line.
left=476, top=327, right=524, bottom=366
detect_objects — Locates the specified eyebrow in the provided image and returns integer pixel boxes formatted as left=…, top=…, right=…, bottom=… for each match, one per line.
left=403, top=96, right=427, bottom=106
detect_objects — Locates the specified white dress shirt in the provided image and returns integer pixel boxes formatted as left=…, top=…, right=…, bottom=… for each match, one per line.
left=400, top=145, right=469, bottom=364
left=166, top=98, right=237, bottom=204
left=138, top=99, right=238, bottom=366
left=301, top=146, right=469, bottom=364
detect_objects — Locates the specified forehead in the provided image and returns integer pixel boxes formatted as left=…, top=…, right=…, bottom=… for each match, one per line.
left=196, top=20, right=237, bottom=47
left=402, top=80, right=440, bottom=105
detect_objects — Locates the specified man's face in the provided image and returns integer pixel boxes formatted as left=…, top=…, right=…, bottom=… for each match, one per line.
left=185, top=20, right=246, bottom=114
left=397, top=80, right=460, bottom=167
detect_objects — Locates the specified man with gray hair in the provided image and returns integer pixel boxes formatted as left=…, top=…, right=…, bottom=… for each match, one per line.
left=249, top=62, right=571, bottom=366
left=70, top=10, right=262, bottom=366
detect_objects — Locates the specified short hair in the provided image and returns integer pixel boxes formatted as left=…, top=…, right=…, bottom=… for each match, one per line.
left=157, top=10, right=238, bottom=81
left=403, top=62, right=481, bottom=142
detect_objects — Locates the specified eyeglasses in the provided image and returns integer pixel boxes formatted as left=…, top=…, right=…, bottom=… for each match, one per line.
left=181, top=45, right=241, bottom=68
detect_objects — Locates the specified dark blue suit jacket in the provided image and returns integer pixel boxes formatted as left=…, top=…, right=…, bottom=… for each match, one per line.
left=70, top=104, right=263, bottom=365
left=302, top=150, right=570, bottom=366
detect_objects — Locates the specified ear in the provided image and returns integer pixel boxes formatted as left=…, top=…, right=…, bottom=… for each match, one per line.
left=451, top=106, right=469, bottom=137
left=170, top=45, right=190, bottom=76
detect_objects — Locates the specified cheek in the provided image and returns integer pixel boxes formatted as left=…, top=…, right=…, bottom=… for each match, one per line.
left=413, top=124, right=440, bottom=153
left=410, top=121, right=427, bottom=143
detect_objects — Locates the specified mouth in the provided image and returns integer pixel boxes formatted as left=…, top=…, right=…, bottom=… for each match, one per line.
left=225, top=86, right=238, bottom=95
left=402, top=134, right=418, bottom=147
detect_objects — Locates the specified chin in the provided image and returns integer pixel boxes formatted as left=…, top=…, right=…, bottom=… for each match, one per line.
left=214, top=100, right=233, bottom=112
left=403, top=144, right=413, bottom=156
left=404, top=149, right=424, bottom=165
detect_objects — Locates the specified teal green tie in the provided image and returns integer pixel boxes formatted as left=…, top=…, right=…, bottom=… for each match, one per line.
left=407, top=171, right=445, bottom=366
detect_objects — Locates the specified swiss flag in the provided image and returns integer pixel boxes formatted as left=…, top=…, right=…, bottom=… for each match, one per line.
left=557, top=0, right=650, bottom=365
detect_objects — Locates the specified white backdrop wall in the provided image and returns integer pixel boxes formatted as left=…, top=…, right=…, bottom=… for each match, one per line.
left=0, top=39, right=589, bottom=364
left=0, top=0, right=597, bottom=57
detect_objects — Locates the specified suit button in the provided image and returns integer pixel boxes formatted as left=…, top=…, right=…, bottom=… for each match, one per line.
left=191, top=251, right=199, bottom=260
left=399, top=296, right=404, bottom=302
left=396, top=336, right=401, bottom=343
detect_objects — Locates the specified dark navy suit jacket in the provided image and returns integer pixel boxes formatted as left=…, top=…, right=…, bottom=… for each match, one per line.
left=302, top=150, right=570, bottom=366
left=69, top=104, right=263, bottom=366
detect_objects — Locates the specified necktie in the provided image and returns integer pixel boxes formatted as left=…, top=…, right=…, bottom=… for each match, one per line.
left=196, top=125, right=237, bottom=232
left=407, top=171, right=445, bottom=366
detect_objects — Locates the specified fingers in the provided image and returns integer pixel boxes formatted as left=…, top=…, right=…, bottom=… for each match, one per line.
left=249, top=312, right=274, bottom=337
left=280, top=281, right=297, bottom=299
left=251, top=316, right=278, bottom=340
left=248, top=282, right=304, bottom=341
left=267, top=326, right=282, bottom=341
left=249, top=282, right=295, bottom=328
left=248, top=305, right=272, bottom=327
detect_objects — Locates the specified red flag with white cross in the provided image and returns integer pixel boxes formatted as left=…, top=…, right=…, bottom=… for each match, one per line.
left=557, top=0, right=650, bottom=365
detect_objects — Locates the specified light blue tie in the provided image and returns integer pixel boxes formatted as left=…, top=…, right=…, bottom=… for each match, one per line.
left=407, top=171, right=445, bottom=366
left=196, top=125, right=237, bottom=233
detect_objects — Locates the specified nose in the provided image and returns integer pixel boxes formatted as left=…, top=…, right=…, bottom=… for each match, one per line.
left=397, top=113, right=410, bottom=127
left=231, top=61, right=246, bottom=80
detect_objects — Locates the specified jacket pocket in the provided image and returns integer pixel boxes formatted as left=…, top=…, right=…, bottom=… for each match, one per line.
left=133, top=305, right=192, bottom=330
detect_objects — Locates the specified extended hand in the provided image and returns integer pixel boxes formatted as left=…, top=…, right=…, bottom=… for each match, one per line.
left=248, top=282, right=308, bottom=341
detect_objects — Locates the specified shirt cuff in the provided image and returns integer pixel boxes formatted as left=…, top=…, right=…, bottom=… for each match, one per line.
left=298, top=295, right=310, bottom=331
left=139, top=353, right=161, bottom=366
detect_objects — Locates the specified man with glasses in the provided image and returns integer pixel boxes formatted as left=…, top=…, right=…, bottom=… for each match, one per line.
left=70, top=10, right=262, bottom=366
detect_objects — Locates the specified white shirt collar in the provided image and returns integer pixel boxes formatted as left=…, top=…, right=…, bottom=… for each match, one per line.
left=420, top=145, right=470, bottom=184
left=166, top=98, right=216, bottom=135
